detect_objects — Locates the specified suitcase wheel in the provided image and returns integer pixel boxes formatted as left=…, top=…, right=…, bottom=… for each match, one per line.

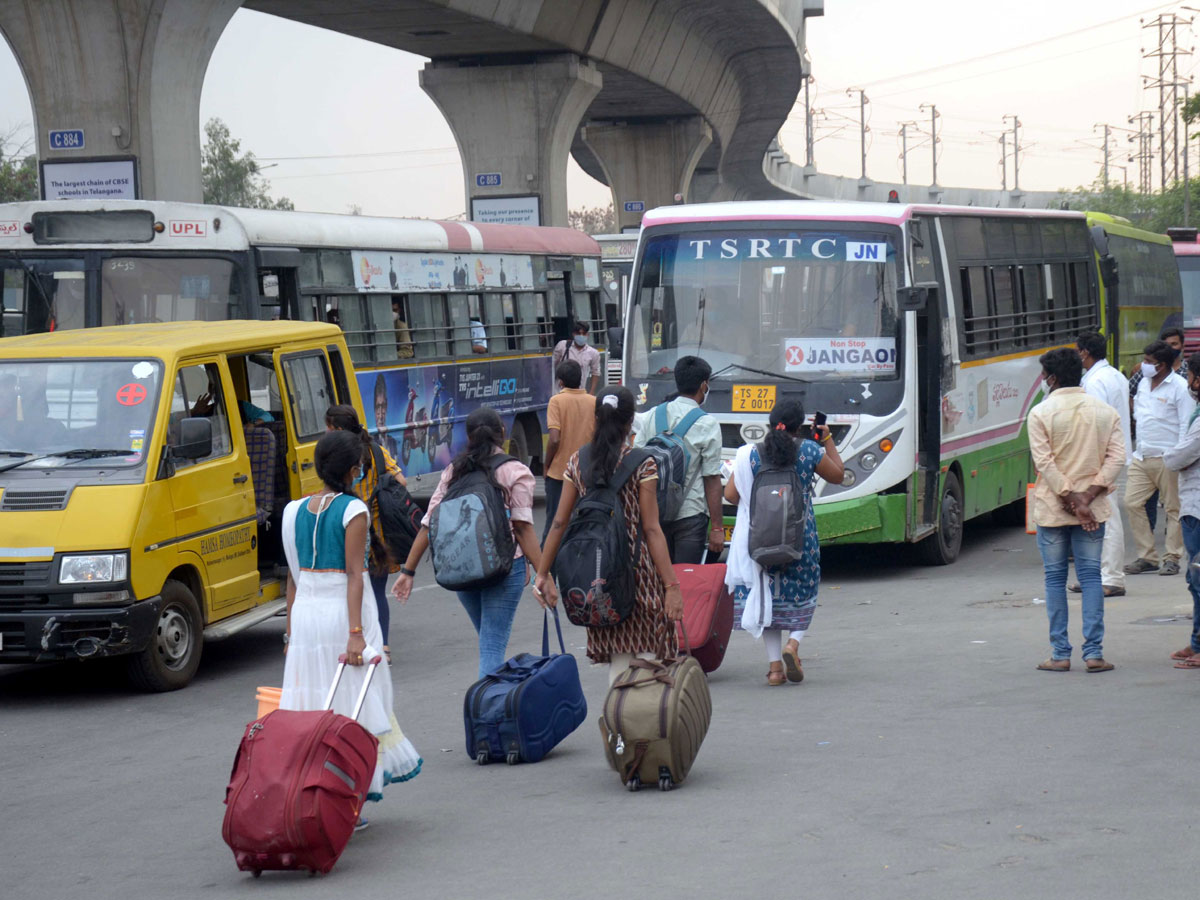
left=476, top=749, right=490, bottom=766
left=251, top=871, right=262, bottom=879
left=658, top=766, right=674, bottom=792
left=627, top=773, right=641, bottom=792
left=505, top=749, right=520, bottom=766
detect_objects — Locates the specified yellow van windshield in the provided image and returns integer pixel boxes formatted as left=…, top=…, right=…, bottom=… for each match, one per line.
left=0, top=359, right=162, bottom=467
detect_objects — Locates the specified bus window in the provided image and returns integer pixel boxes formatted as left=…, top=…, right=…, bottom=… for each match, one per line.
left=517, top=292, right=548, bottom=350
left=391, top=296, right=416, bottom=359
left=328, top=295, right=372, bottom=365
left=483, top=293, right=511, bottom=351
left=299, top=252, right=320, bottom=289
left=101, top=257, right=240, bottom=325
left=499, top=293, right=518, bottom=350
left=574, top=290, right=604, bottom=346
left=2, top=268, right=22, bottom=337
left=318, top=251, right=354, bottom=287
left=448, top=294, right=473, bottom=356
left=367, top=294, right=397, bottom=363
left=409, top=293, right=449, bottom=358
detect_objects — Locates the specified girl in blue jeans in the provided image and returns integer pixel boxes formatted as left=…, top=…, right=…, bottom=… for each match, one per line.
left=391, top=408, right=541, bottom=678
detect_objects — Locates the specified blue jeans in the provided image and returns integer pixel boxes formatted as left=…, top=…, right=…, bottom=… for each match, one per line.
left=1036, top=524, right=1106, bottom=660
left=369, top=573, right=390, bottom=646
left=1180, top=516, right=1200, bottom=654
left=456, top=556, right=527, bottom=679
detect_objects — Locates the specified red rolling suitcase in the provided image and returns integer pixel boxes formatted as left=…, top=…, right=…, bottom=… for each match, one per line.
left=222, top=655, right=382, bottom=877
left=674, top=562, right=735, bottom=674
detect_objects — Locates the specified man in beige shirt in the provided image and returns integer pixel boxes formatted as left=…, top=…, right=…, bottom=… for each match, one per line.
left=1028, top=348, right=1125, bottom=673
left=543, top=360, right=596, bottom=539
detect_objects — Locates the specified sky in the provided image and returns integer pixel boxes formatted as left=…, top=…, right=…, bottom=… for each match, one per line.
left=0, top=1, right=1194, bottom=216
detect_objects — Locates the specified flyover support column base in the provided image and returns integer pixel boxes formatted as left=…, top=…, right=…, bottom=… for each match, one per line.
left=581, top=117, right=713, bottom=230
left=0, top=0, right=241, bottom=201
left=421, top=55, right=602, bottom=227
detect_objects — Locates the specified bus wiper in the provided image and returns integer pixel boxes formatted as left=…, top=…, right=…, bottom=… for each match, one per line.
left=710, top=363, right=808, bottom=384
left=0, top=450, right=33, bottom=458
left=12, top=257, right=55, bottom=327
left=0, top=454, right=53, bottom=473
left=53, top=448, right=136, bottom=464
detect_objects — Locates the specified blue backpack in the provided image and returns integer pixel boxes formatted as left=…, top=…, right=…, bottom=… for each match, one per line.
left=643, top=404, right=707, bottom=521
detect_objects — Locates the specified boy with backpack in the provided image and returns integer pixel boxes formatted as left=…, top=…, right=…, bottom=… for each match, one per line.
left=633, top=356, right=725, bottom=564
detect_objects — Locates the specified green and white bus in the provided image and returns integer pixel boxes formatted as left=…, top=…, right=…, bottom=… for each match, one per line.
left=624, top=201, right=1099, bottom=563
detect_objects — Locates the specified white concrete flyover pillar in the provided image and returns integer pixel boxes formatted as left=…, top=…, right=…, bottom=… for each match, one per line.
left=421, top=54, right=602, bottom=228
left=581, top=117, right=713, bottom=231
left=0, top=0, right=242, bottom=202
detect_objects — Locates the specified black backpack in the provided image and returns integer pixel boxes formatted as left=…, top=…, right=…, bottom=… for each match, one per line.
left=746, top=443, right=811, bottom=570
left=554, top=447, right=649, bottom=628
left=428, top=454, right=518, bottom=590
left=367, top=444, right=424, bottom=568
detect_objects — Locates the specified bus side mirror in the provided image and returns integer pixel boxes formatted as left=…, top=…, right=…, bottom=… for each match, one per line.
left=174, top=417, right=213, bottom=460
left=898, top=283, right=936, bottom=312
left=607, top=326, right=624, bottom=359
left=1098, top=254, right=1119, bottom=288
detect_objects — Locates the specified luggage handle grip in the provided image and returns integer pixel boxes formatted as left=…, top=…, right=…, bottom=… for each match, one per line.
left=325, top=654, right=384, bottom=722
left=541, top=606, right=567, bottom=657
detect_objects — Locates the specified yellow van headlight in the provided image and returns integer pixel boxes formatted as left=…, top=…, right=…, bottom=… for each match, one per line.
left=59, top=553, right=129, bottom=584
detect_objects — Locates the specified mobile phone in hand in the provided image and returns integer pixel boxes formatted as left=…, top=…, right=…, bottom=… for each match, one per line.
left=814, top=411, right=827, bottom=427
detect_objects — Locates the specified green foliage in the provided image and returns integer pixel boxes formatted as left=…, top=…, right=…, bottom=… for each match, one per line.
left=0, top=135, right=37, bottom=203
left=1058, top=178, right=1200, bottom=233
left=200, top=118, right=293, bottom=210
left=568, top=203, right=615, bottom=234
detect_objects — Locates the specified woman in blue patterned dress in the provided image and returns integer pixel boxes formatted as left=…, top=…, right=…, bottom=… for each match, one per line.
left=723, top=401, right=844, bottom=686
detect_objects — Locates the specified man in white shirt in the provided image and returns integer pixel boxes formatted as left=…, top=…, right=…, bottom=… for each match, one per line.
left=1075, top=331, right=1131, bottom=596
left=1124, top=340, right=1195, bottom=575
left=633, top=356, right=725, bottom=563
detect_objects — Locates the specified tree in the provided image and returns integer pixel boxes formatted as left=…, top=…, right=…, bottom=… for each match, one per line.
left=0, top=129, right=37, bottom=203
left=568, top=203, right=615, bottom=234
left=201, top=118, right=293, bottom=210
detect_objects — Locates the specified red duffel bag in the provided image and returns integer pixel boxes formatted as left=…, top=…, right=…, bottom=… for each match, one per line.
left=674, top=563, right=735, bottom=674
left=222, top=656, right=382, bottom=877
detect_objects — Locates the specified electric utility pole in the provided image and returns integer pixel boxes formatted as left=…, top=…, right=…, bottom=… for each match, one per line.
left=1003, top=115, right=1021, bottom=192
left=898, top=121, right=918, bottom=185
left=848, top=88, right=869, bottom=180
left=920, top=103, right=940, bottom=186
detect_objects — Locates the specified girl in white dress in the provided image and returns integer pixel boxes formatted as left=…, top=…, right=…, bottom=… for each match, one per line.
left=280, top=431, right=421, bottom=826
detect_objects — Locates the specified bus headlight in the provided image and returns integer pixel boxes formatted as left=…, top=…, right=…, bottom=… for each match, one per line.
left=859, top=452, right=879, bottom=470
left=59, top=553, right=128, bottom=584
left=841, top=469, right=857, bottom=486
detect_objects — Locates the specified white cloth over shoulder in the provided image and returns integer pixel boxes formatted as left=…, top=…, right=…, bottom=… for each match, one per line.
left=724, top=443, right=772, bottom=638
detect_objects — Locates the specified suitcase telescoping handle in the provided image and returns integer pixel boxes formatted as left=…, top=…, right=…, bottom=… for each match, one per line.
left=325, top=653, right=384, bottom=722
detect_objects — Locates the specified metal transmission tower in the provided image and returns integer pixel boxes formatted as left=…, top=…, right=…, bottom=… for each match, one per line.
left=1094, top=123, right=1112, bottom=189
left=1128, top=111, right=1156, bottom=192
left=1142, top=13, right=1193, bottom=188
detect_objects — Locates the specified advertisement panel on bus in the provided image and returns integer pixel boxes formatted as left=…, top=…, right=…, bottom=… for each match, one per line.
left=358, top=355, right=553, bottom=479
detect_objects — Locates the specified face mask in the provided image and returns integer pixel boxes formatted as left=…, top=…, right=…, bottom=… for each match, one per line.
left=1141, top=362, right=1159, bottom=379
left=573, top=334, right=587, bottom=347
left=352, top=468, right=364, bottom=488
left=699, top=383, right=709, bottom=406
left=1042, top=378, right=1054, bottom=395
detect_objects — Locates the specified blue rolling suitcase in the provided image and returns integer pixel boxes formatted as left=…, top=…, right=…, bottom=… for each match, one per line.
left=464, top=608, right=587, bottom=765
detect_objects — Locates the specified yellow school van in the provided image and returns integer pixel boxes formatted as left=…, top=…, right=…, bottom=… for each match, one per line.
left=0, top=321, right=363, bottom=690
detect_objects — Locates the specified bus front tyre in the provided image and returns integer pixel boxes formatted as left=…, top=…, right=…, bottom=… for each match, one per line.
left=919, top=472, right=964, bottom=566
left=127, top=580, right=204, bottom=692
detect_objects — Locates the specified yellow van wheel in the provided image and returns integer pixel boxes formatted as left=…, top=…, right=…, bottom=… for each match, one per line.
left=127, top=580, right=204, bottom=692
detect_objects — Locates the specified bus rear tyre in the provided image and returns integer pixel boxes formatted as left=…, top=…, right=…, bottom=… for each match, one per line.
left=919, top=471, right=964, bottom=566
left=127, top=580, right=203, bottom=692
left=508, top=420, right=531, bottom=467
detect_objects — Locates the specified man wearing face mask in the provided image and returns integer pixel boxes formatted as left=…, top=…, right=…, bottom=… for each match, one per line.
left=1124, top=340, right=1194, bottom=575
left=1163, top=351, right=1200, bottom=669
left=552, top=321, right=602, bottom=395
left=633, top=355, right=725, bottom=563
left=1028, top=348, right=1125, bottom=673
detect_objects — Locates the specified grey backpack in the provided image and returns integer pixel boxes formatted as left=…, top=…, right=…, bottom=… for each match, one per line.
left=746, top=444, right=810, bottom=570
left=428, top=455, right=518, bottom=590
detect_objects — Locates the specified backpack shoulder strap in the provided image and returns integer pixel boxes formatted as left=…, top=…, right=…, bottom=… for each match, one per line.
left=674, top=406, right=706, bottom=438
left=479, top=452, right=518, bottom=472
left=654, top=403, right=668, bottom=434
left=367, top=442, right=386, bottom=502
left=611, top=448, right=650, bottom=491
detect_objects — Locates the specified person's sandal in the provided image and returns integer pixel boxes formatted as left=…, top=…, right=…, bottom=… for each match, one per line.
left=766, top=662, right=786, bottom=686
left=1085, top=658, right=1115, bottom=673
left=1036, top=658, right=1070, bottom=672
left=782, top=642, right=804, bottom=683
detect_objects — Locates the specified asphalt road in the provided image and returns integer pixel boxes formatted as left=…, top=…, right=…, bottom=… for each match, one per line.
left=2, top=507, right=1197, bottom=900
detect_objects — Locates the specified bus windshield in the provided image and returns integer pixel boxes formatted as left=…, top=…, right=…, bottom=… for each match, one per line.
left=0, top=358, right=162, bottom=467
left=0, top=255, right=241, bottom=336
left=628, top=228, right=900, bottom=382
left=1178, top=255, right=1200, bottom=328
